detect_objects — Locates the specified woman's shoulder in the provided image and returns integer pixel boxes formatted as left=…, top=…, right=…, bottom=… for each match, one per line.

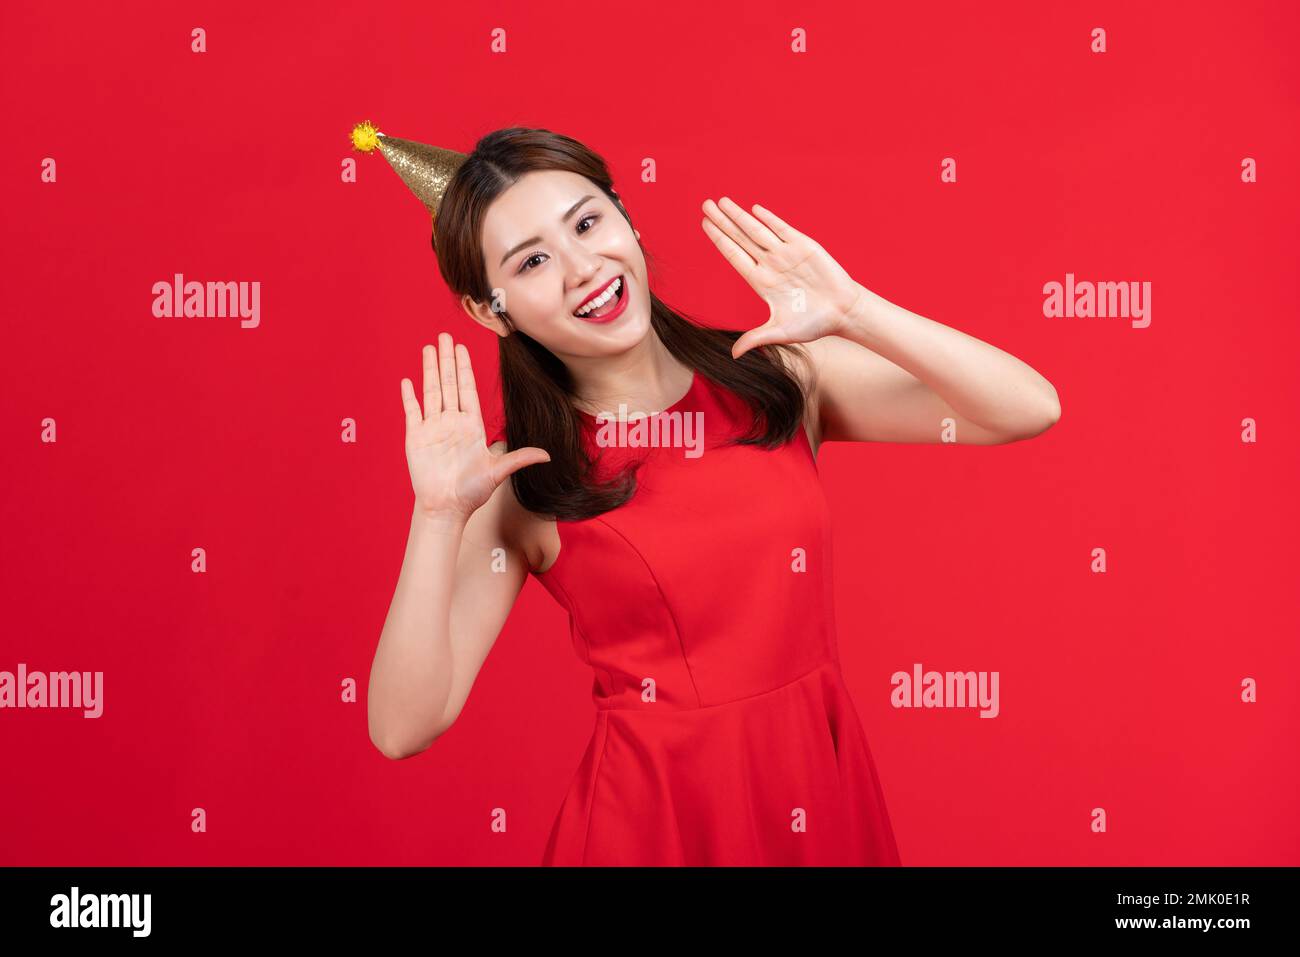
left=483, top=435, right=556, bottom=573
left=774, top=339, right=819, bottom=392
left=767, top=342, right=823, bottom=455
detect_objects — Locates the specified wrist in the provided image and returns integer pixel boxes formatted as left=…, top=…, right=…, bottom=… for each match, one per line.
left=835, top=283, right=888, bottom=342
left=412, top=505, right=470, bottom=535
left=836, top=283, right=872, bottom=336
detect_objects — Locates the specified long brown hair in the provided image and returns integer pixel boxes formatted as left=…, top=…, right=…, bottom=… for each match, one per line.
left=433, top=126, right=808, bottom=521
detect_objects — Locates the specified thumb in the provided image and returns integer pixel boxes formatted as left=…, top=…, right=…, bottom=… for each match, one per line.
left=492, top=446, right=552, bottom=485
left=731, top=320, right=784, bottom=360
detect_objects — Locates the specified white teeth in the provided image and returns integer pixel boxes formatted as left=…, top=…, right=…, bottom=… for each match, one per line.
left=575, top=277, right=622, bottom=316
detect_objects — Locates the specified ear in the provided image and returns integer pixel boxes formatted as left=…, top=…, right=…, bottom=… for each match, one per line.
left=634, top=229, right=641, bottom=241
left=461, top=293, right=509, bottom=338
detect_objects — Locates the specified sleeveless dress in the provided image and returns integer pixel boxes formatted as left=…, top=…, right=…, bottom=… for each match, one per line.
left=489, top=371, right=903, bottom=867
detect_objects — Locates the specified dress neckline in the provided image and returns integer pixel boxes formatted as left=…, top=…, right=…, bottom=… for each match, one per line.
left=575, top=370, right=700, bottom=424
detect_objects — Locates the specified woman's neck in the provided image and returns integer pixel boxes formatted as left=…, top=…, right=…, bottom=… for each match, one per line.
left=566, top=338, right=693, bottom=419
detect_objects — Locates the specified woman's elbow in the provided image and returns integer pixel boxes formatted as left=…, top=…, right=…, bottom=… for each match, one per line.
left=369, top=715, right=445, bottom=761
left=372, top=732, right=412, bottom=761
left=1021, top=389, right=1061, bottom=439
left=1042, top=387, right=1062, bottom=427
left=371, top=731, right=434, bottom=761
left=996, top=393, right=1061, bottom=444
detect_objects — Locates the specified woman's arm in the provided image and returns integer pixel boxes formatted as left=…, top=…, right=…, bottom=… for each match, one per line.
left=699, top=197, right=1060, bottom=447
left=368, top=336, right=550, bottom=760
left=805, top=285, right=1062, bottom=447
left=368, top=465, right=531, bottom=760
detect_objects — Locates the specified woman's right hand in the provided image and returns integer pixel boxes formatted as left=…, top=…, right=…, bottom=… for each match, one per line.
left=400, top=333, right=551, bottom=522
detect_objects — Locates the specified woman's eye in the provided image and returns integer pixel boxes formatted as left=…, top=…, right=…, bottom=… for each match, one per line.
left=519, top=214, right=600, bottom=273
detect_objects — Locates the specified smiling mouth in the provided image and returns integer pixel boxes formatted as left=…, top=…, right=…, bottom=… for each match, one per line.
left=574, top=275, right=625, bottom=319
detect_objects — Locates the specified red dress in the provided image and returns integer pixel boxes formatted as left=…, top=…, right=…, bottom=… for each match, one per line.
left=490, top=371, right=902, bottom=866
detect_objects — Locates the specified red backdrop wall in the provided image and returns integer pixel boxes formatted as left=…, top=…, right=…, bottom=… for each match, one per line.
left=2, top=0, right=1296, bottom=866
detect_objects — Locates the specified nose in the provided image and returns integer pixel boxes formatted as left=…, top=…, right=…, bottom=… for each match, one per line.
left=562, top=241, right=604, bottom=286
left=568, top=262, right=604, bottom=296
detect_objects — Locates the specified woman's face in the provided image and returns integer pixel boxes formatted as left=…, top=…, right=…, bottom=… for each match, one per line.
left=466, top=169, right=649, bottom=359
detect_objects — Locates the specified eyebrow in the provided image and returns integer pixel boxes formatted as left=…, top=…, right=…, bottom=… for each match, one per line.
left=499, top=194, right=598, bottom=268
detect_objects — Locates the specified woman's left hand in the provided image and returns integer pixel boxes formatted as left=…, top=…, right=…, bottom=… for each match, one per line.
left=701, top=197, right=866, bottom=359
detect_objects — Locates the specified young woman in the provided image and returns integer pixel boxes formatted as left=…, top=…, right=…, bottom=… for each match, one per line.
left=367, top=127, right=1061, bottom=866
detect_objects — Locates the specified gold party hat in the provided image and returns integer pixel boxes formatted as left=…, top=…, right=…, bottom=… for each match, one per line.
left=349, top=120, right=468, bottom=234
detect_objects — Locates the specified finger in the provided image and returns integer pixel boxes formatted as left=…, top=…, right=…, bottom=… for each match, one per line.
left=491, top=447, right=552, bottom=486
left=702, top=198, right=765, bottom=262
left=731, top=321, right=785, bottom=360
left=455, top=343, right=482, bottom=424
left=400, top=377, right=423, bottom=433
left=718, top=196, right=782, bottom=251
left=422, top=344, right=441, bottom=417
left=438, top=332, right=459, bottom=414
left=701, top=216, right=757, bottom=283
left=749, top=203, right=802, bottom=243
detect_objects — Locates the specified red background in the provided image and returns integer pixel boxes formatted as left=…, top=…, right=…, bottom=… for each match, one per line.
left=2, top=0, right=1296, bottom=866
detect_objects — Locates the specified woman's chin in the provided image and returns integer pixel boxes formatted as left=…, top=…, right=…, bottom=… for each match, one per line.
left=571, top=297, right=647, bottom=338
left=556, top=310, right=650, bottom=358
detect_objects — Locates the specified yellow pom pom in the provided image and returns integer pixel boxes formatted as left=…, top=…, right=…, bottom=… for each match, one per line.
left=350, top=120, right=381, bottom=153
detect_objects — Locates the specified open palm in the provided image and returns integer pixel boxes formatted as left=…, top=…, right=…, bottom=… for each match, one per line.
left=701, top=197, right=864, bottom=359
left=400, top=334, right=550, bottom=519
